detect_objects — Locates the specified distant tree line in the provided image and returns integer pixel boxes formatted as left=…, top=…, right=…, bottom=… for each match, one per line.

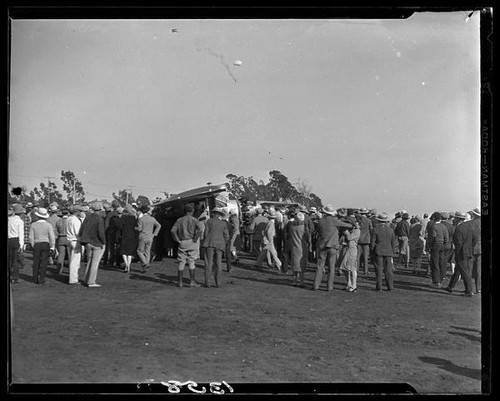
left=8, top=169, right=322, bottom=210
left=225, top=170, right=323, bottom=209
left=8, top=170, right=154, bottom=207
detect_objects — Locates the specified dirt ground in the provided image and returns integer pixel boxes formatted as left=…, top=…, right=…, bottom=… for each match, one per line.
left=9, top=250, right=483, bottom=395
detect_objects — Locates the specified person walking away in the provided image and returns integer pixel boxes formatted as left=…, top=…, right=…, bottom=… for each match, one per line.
left=105, top=202, right=121, bottom=268
left=250, top=208, right=268, bottom=259
left=135, top=205, right=162, bottom=273
left=308, top=208, right=321, bottom=263
left=255, top=209, right=282, bottom=272
left=202, top=208, right=230, bottom=287
left=29, top=207, right=56, bottom=285
left=444, top=211, right=474, bottom=297
left=55, top=208, right=70, bottom=274
left=8, top=204, right=25, bottom=283
left=281, top=209, right=296, bottom=274
left=116, top=205, right=137, bottom=273
left=395, top=212, right=411, bottom=269
left=335, top=208, right=350, bottom=276
left=67, top=205, right=83, bottom=284
left=300, top=205, right=315, bottom=262
left=46, top=204, right=61, bottom=266
left=424, top=212, right=440, bottom=277
left=285, top=212, right=310, bottom=287
left=17, top=204, right=32, bottom=270
left=440, top=212, right=456, bottom=280
left=100, top=202, right=112, bottom=266
left=408, top=215, right=424, bottom=274
left=222, top=209, right=233, bottom=273
left=357, top=208, right=372, bottom=275
left=242, top=207, right=255, bottom=254
left=228, top=209, right=240, bottom=265
left=469, top=208, right=481, bottom=294
left=420, top=213, right=430, bottom=254
left=78, top=202, right=106, bottom=287
left=312, top=205, right=352, bottom=291
left=428, top=212, right=450, bottom=288
left=369, top=208, right=381, bottom=274
left=370, top=212, right=398, bottom=291
left=340, top=217, right=361, bottom=292
left=170, top=203, right=203, bottom=288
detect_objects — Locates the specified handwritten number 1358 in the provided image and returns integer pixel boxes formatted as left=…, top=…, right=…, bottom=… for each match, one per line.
left=160, top=380, right=234, bottom=394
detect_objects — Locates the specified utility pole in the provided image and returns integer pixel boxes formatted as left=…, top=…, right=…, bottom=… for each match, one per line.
left=126, top=185, right=135, bottom=205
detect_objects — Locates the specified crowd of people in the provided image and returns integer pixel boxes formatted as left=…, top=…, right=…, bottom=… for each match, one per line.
left=7, top=198, right=482, bottom=297
left=7, top=200, right=161, bottom=287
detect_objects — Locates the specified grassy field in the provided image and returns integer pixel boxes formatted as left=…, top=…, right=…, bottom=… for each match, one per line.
left=8, top=251, right=484, bottom=395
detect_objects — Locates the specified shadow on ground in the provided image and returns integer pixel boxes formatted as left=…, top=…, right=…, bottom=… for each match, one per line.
left=418, top=356, right=481, bottom=381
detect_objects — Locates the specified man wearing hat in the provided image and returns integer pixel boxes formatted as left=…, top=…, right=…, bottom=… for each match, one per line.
left=8, top=204, right=25, bottom=283
left=370, top=212, right=398, bottom=291
left=427, top=212, right=450, bottom=288
left=357, top=208, right=373, bottom=275
left=202, top=208, right=230, bottom=287
left=440, top=212, right=456, bottom=277
left=299, top=205, right=315, bottom=262
left=106, top=203, right=123, bottom=269
left=312, top=205, right=353, bottom=292
left=29, top=207, right=56, bottom=285
left=469, top=208, right=481, bottom=294
left=46, top=204, right=61, bottom=266
left=255, top=209, right=283, bottom=272
left=135, top=205, right=162, bottom=273
left=444, top=211, right=474, bottom=296
left=395, top=212, right=411, bottom=270
left=27, top=202, right=40, bottom=223
left=171, top=203, right=204, bottom=288
left=249, top=207, right=269, bottom=259
left=308, top=207, right=321, bottom=263
left=67, top=205, right=83, bottom=284
left=55, top=207, right=70, bottom=274
left=100, top=202, right=113, bottom=267
left=78, top=202, right=106, bottom=287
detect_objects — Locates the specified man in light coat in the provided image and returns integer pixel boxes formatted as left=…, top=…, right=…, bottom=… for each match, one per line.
left=135, top=205, right=162, bottom=273
left=67, top=205, right=83, bottom=284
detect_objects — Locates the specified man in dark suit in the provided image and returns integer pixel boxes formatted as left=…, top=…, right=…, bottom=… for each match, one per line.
left=357, top=208, right=373, bottom=275
left=312, top=205, right=352, bottom=291
left=440, top=211, right=455, bottom=281
left=395, top=212, right=411, bottom=269
left=469, top=208, right=481, bottom=294
left=427, top=212, right=450, bottom=287
left=202, top=208, right=230, bottom=288
left=369, top=208, right=380, bottom=271
left=370, top=212, right=398, bottom=291
left=445, top=211, right=474, bottom=296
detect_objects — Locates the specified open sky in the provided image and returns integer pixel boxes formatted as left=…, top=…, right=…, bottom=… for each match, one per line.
left=8, top=10, right=481, bottom=217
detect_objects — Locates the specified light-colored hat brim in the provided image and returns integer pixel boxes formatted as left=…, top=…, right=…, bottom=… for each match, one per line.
left=321, top=207, right=335, bottom=215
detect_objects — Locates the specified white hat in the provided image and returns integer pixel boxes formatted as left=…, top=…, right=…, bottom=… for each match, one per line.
left=35, top=207, right=50, bottom=219
left=321, top=205, right=336, bottom=215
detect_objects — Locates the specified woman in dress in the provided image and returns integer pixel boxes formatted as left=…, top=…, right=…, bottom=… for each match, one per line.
left=286, top=212, right=310, bottom=287
left=117, top=204, right=138, bottom=272
left=340, top=217, right=361, bottom=292
left=408, top=215, right=424, bottom=274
